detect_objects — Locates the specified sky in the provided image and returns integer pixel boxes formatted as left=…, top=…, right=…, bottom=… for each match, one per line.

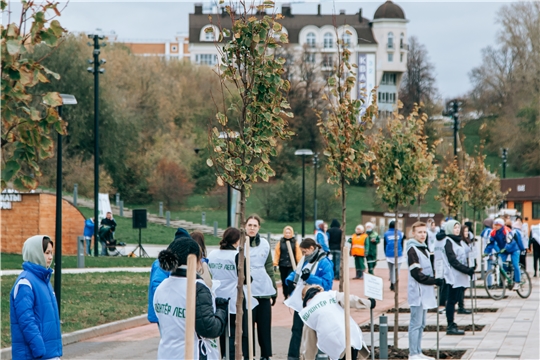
left=3, top=0, right=516, bottom=99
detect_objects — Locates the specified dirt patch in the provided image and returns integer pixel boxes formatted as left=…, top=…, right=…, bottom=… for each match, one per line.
left=386, top=307, right=498, bottom=313
left=360, top=324, right=485, bottom=332
left=373, top=346, right=466, bottom=359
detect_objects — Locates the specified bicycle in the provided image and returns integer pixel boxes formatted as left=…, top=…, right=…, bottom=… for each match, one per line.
left=483, top=253, right=532, bottom=300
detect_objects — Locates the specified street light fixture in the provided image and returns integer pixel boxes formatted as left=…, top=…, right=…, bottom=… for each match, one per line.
left=218, top=131, right=239, bottom=227
left=295, top=149, right=314, bottom=237
left=54, top=94, right=78, bottom=317
left=502, top=148, right=508, bottom=179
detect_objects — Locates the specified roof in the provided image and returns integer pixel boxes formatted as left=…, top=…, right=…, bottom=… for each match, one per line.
left=500, top=177, right=540, bottom=201
left=373, top=1, right=406, bottom=20
left=189, top=12, right=376, bottom=45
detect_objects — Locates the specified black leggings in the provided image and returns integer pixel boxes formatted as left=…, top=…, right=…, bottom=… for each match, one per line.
left=288, top=311, right=303, bottom=358
left=446, top=286, right=465, bottom=325
left=219, top=303, right=252, bottom=359
left=253, top=298, right=273, bottom=358
left=279, top=266, right=294, bottom=298
left=532, top=241, right=540, bottom=274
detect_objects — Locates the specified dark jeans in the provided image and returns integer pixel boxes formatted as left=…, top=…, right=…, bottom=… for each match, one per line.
left=446, top=286, right=465, bottom=325
left=219, top=302, right=252, bottom=359
left=253, top=298, right=272, bottom=358
left=330, top=250, right=341, bottom=279
left=279, top=266, right=294, bottom=298
left=288, top=311, right=303, bottom=359
left=519, top=252, right=527, bottom=270
left=533, top=241, right=540, bottom=274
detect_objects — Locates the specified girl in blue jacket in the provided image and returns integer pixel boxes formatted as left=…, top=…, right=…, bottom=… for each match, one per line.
left=10, top=235, right=62, bottom=360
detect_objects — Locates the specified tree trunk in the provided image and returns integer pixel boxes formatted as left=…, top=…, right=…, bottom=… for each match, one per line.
left=393, top=201, right=399, bottom=348
left=339, top=175, right=347, bottom=292
left=417, top=195, right=421, bottom=220
left=235, top=186, right=246, bottom=360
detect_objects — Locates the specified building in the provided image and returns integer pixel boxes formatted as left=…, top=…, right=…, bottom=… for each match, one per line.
left=188, top=0, right=409, bottom=116
left=501, top=177, right=540, bottom=227
left=112, top=34, right=190, bottom=60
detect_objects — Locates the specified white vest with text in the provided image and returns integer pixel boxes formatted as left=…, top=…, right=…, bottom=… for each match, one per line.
left=407, top=246, right=437, bottom=309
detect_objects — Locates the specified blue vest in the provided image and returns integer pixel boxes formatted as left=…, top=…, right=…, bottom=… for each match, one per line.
left=10, top=262, right=62, bottom=360
left=384, top=229, right=403, bottom=258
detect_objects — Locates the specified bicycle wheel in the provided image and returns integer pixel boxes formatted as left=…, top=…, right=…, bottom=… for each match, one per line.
left=517, top=265, right=532, bottom=299
left=485, top=269, right=506, bottom=300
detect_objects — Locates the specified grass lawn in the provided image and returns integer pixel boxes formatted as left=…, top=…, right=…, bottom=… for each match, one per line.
left=1, top=253, right=156, bottom=270
left=1, top=272, right=149, bottom=348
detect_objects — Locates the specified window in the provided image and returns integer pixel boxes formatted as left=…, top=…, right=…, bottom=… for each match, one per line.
left=381, top=73, right=397, bottom=85
left=388, top=53, right=394, bottom=62
left=400, top=53, right=404, bottom=62
left=204, top=29, right=215, bottom=41
left=533, top=202, right=540, bottom=219
left=171, top=45, right=178, bottom=52
left=400, top=33, right=404, bottom=49
left=378, top=92, right=396, bottom=103
left=305, top=53, right=316, bottom=64
left=322, top=54, right=333, bottom=67
left=514, top=202, right=523, bottom=215
left=195, top=54, right=218, bottom=65
left=323, top=32, right=333, bottom=49
left=342, top=33, right=351, bottom=47
left=306, top=32, right=316, bottom=48
left=387, top=32, right=394, bottom=49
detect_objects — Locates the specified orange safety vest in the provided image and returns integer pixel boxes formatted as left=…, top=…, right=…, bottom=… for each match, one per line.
left=351, top=233, right=367, bottom=257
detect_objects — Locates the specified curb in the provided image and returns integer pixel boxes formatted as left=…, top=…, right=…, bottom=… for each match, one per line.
left=0, top=314, right=149, bottom=360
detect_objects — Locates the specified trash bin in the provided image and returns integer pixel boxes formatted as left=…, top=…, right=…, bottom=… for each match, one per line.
left=77, top=236, right=85, bottom=268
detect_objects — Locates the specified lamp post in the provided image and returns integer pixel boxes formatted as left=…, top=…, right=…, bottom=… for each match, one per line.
left=502, top=148, right=508, bottom=179
left=218, top=132, right=239, bottom=227
left=87, top=33, right=106, bottom=256
left=447, top=100, right=461, bottom=158
left=54, top=94, right=77, bottom=316
left=295, top=149, right=314, bottom=237
left=313, top=153, right=319, bottom=229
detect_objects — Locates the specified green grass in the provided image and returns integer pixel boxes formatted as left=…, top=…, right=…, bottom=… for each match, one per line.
left=1, top=272, right=149, bottom=348
left=1, top=253, right=156, bottom=270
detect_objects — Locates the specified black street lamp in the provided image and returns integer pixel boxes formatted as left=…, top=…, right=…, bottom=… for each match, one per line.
left=54, top=94, right=77, bottom=317
left=87, top=33, right=106, bottom=256
left=502, top=148, right=508, bottom=179
left=447, top=99, right=462, bottom=158
left=295, top=149, right=314, bottom=237
left=312, top=153, right=319, bottom=229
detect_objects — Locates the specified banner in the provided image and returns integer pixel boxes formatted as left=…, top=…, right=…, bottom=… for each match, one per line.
left=98, top=193, right=112, bottom=222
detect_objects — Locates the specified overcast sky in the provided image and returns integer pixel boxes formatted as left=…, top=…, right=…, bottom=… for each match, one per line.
left=4, top=0, right=515, bottom=99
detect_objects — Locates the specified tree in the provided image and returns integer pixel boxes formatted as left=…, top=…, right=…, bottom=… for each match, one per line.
left=372, top=103, right=438, bottom=347
left=436, top=159, right=466, bottom=218
left=318, top=26, right=377, bottom=291
left=1, top=0, right=67, bottom=190
left=206, top=2, right=293, bottom=356
left=149, top=158, right=193, bottom=208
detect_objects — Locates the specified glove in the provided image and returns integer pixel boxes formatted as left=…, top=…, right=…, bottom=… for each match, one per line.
left=290, top=282, right=296, bottom=292
left=301, top=268, right=311, bottom=281
left=467, top=267, right=475, bottom=276
left=369, top=298, right=376, bottom=309
left=215, top=297, right=229, bottom=311
left=435, top=278, right=445, bottom=287
left=271, top=296, right=277, bottom=306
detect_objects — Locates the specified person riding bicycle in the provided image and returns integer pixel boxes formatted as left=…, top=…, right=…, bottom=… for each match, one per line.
left=490, top=218, right=524, bottom=290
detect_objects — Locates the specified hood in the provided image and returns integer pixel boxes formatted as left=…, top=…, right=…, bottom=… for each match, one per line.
left=330, top=219, right=340, bottom=228
left=444, top=220, right=460, bottom=236
left=22, top=235, right=48, bottom=268
left=406, top=238, right=427, bottom=252
left=174, top=227, right=191, bottom=240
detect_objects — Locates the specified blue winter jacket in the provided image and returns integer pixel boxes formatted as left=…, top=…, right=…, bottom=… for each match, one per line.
left=83, top=218, right=94, bottom=237
left=147, top=259, right=170, bottom=323
left=482, top=227, right=499, bottom=254
left=285, top=256, right=334, bottom=291
left=384, top=229, right=404, bottom=258
left=316, top=230, right=330, bottom=253
left=10, top=262, right=62, bottom=360
left=504, top=230, right=525, bottom=254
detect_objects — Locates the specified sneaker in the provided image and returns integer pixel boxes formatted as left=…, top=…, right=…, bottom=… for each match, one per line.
left=458, top=308, right=472, bottom=314
left=438, top=308, right=446, bottom=314
left=419, top=354, right=435, bottom=360
left=408, top=355, right=423, bottom=360
left=512, top=283, right=520, bottom=291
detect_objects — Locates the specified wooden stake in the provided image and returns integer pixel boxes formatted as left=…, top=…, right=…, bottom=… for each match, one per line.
left=245, top=236, right=254, bottom=360
left=185, top=254, right=197, bottom=359
left=343, top=247, right=351, bottom=359
left=286, top=240, right=297, bottom=270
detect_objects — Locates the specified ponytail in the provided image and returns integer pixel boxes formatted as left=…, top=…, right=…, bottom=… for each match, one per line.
left=158, top=249, right=179, bottom=272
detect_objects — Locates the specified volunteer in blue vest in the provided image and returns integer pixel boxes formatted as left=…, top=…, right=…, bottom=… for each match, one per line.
left=299, top=285, right=375, bottom=360
left=245, top=215, right=277, bottom=360
left=285, top=238, right=334, bottom=360
left=406, top=222, right=444, bottom=360
left=208, top=227, right=257, bottom=359
left=10, top=235, right=62, bottom=360
left=441, top=220, right=474, bottom=335
left=154, top=237, right=227, bottom=360
left=384, top=221, right=405, bottom=291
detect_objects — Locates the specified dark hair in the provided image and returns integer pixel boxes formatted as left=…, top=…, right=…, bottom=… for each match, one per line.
left=42, top=237, right=53, bottom=252
left=158, top=237, right=200, bottom=272
left=389, top=221, right=395, bottom=229
left=245, top=214, right=262, bottom=226
left=190, top=231, right=206, bottom=258
left=299, top=238, right=320, bottom=250
left=220, top=228, right=241, bottom=249
left=516, top=216, right=522, bottom=221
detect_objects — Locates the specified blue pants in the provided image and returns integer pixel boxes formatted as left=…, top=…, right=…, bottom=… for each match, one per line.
left=409, top=305, right=427, bottom=356
left=85, top=236, right=92, bottom=255
left=509, top=251, right=521, bottom=283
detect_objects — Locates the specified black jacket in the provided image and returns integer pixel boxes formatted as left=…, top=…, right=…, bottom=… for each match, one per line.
left=101, top=218, right=117, bottom=232
left=407, top=245, right=436, bottom=285
left=327, top=219, right=342, bottom=251
left=444, top=236, right=473, bottom=275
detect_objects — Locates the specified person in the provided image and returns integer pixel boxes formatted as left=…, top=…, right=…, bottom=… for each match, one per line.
left=456, top=224, right=473, bottom=315
left=441, top=220, right=474, bottom=335
left=512, top=218, right=528, bottom=270
left=365, top=222, right=380, bottom=275
left=285, top=238, right=334, bottom=360
left=501, top=218, right=525, bottom=290
left=426, top=219, right=439, bottom=259
left=245, top=215, right=277, bottom=360
left=191, top=230, right=213, bottom=288
left=298, top=285, right=374, bottom=360
left=530, top=223, right=540, bottom=277
left=101, top=211, right=117, bottom=232
left=315, top=220, right=330, bottom=253
left=406, top=222, right=442, bottom=360
left=148, top=228, right=191, bottom=325
left=83, top=217, right=94, bottom=255
left=481, top=218, right=496, bottom=287
left=98, top=224, right=114, bottom=256
left=384, top=221, right=405, bottom=291
left=274, top=226, right=302, bottom=299
left=208, top=227, right=257, bottom=359
left=327, top=219, right=343, bottom=280
left=154, top=237, right=227, bottom=360
left=349, top=225, right=368, bottom=280
left=10, top=235, right=62, bottom=360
